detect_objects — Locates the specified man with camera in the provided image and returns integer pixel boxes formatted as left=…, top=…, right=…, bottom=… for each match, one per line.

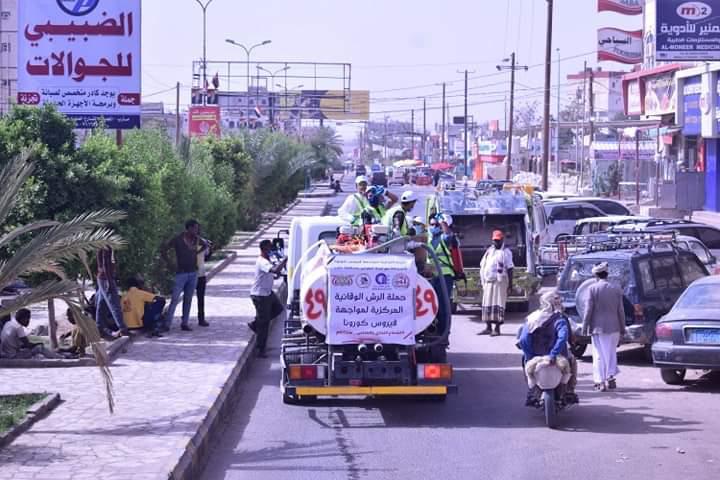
left=249, top=239, right=288, bottom=358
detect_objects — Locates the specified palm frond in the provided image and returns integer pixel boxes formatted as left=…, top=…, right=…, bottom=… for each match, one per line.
left=0, top=215, right=126, bottom=290
left=0, top=280, right=84, bottom=317
left=0, top=220, right=60, bottom=250
left=0, top=151, right=34, bottom=226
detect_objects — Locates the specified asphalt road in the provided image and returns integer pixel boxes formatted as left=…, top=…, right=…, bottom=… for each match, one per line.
left=201, top=181, right=720, bottom=480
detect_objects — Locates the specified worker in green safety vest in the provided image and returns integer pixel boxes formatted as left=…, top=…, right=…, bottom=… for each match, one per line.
left=383, top=190, right=417, bottom=236
left=427, top=213, right=459, bottom=336
left=338, top=176, right=371, bottom=225
left=361, top=186, right=398, bottom=225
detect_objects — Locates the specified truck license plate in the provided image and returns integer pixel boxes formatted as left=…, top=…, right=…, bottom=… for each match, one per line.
left=687, top=328, right=720, bottom=345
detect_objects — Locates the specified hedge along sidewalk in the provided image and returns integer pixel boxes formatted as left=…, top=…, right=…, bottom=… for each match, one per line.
left=0, top=196, right=330, bottom=480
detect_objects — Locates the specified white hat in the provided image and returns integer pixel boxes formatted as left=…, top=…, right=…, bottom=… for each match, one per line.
left=356, top=175, right=369, bottom=185
left=438, top=213, right=453, bottom=226
left=592, top=262, right=609, bottom=275
left=401, top=190, right=417, bottom=203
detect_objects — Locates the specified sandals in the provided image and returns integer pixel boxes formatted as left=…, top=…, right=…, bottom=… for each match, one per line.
left=594, top=383, right=607, bottom=392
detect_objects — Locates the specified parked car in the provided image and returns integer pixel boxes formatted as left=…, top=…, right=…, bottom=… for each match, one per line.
left=652, top=276, right=720, bottom=384
left=557, top=245, right=709, bottom=358
left=390, top=168, right=407, bottom=186
left=543, top=201, right=607, bottom=243
left=371, top=170, right=388, bottom=188
left=573, top=215, right=651, bottom=236
left=438, top=172, right=456, bottom=190
left=611, top=219, right=720, bottom=257
left=545, top=196, right=631, bottom=216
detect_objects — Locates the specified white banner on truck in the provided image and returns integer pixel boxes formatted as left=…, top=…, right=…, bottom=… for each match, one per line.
left=327, top=254, right=416, bottom=346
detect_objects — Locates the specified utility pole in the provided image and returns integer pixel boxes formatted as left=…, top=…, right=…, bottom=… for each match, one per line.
left=497, top=53, right=528, bottom=181
left=384, top=116, right=388, bottom=161
left=556, top=48, right=561, bottom=177
left=176, top=81, right=181, bottom=146
left=464, top=70, right=469, bottom=177
left=589, top=67, right=595, bottom=149
left=541, top=0, right=554, bottom=191
left=423, top=98, right=427, bottom=162
left=411, top=109, right=415, bottom=159
left=441, top=82, right=446, bottom=164
left=579, top=60, right=588, bottom=190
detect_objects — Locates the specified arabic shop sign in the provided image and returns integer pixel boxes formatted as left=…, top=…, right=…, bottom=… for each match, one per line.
left=645, top=72, right=677, bottom=116
left=597, top=28, right=643, bottom=64
left=327, top=255, right=416, bottom=346
left=656, top=0, right=720, bottom=61
left=597, top=0, right=643, bottom=16
left=189, top=106, right=221, bottom=138
left=17, top=0, right=141, bottom=129
left=683, top=75, right=702, bottom=135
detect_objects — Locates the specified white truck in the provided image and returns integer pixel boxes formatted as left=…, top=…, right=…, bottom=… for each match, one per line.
left=281, top=216, right=456, bottom=404
left=427, top=186, right=543, bottom=312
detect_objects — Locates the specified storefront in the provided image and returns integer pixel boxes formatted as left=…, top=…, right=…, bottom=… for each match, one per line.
left=677, top=65, right=720, bottom=212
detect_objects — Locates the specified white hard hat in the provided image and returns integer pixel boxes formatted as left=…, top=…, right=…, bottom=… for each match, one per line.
left=401, top=190, right=417, bottom=203
left=438, top=213, right=453, bottom=226
left=356, top=175, right=369, bottom=185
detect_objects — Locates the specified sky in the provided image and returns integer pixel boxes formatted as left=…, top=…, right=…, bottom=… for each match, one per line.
left=140, top=0, right=641, bottom=143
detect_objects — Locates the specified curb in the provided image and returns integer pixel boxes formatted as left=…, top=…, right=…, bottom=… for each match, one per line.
left=0, top=392, right=61, bottom=449
left=167, top=197, right=331, bottom=480
left=168, top=325, right=257, bottom=480
left=0, top=336, right=131, bottom=369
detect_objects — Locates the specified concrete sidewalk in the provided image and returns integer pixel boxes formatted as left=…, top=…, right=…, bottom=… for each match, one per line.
left=0, top=197, right=330, bottom=480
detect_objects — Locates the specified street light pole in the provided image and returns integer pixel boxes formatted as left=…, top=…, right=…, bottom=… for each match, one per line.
left=258, top=65, right=290, bottom=127
left=225, top=38, right=272, bottom=127
left=441, top=82, right=446, bottom=164
left=194, top=0, right=214, bottom=106
left=541, top=0, right=555, bottom=191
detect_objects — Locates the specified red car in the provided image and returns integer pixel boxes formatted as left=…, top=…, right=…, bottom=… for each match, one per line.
left=414, top=173, right=433, bottom=186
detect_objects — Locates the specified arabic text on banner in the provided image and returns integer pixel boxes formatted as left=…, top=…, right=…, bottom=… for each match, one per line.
left=17, top=0, right=141, bottom=129
left=327, top=255, right=416, bottom=346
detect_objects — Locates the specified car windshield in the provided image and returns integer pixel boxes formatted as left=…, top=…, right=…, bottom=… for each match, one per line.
left=675, top=283, right=720, bottom=309
left=558, top=259, right=629, bottom=293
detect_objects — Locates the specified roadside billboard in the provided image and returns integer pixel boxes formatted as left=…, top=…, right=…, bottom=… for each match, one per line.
left=17, top=0, right=141, bottom=129
left=644, top=72, right=677, bottom=116
left=189, top=106, right=221, bottom=138
left=598, top=0, right=643, bottom=15
left=656, top=0, right=720, bottom=61
left=297, top=90, right=370, bottom=121
left=597, top=28, right=643, bottom=64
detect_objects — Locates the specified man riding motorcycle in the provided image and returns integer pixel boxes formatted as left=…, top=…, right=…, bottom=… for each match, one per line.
left=518, top=290, right=579, bottom=406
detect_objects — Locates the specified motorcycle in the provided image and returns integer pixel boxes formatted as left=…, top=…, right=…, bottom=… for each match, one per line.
left=528, top=361, right=575, bottom=429
left=271, top=230, right=289, bottom=283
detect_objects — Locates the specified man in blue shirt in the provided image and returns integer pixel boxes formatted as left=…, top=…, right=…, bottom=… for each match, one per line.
left=518, top=291, right=578, bottom=406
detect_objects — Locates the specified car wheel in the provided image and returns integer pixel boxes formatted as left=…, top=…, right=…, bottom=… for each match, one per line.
left=660, top=368, right=686, bottom=385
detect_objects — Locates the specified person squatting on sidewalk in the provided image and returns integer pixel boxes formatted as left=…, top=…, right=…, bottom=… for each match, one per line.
left=580, top=261, right=626, bottom=392
left=249, top=239, right=287, bottom=358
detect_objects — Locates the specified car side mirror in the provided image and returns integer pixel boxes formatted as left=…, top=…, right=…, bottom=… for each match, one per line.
left=548, top=216, right=555, bottom=224
left=710, top=255, right=717, bottom=264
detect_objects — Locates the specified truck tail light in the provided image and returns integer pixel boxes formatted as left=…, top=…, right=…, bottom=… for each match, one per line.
left=417, top=364, right=452, bottom=380
left=633, top=304, right=645, bottom=324
left=655, top=323, right=672, bottom=340
left=288, top=365, right=325, bottom=380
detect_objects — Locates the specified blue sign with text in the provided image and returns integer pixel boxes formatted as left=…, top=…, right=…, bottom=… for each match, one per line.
left=657, top=0, right=720, bottom=61
left=683, top=76, right=702, bottom=135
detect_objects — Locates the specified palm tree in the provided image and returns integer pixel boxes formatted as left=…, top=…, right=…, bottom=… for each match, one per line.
left=306, top=127, right=343, bottom=177
left=0, top=153, right=125, bottom=412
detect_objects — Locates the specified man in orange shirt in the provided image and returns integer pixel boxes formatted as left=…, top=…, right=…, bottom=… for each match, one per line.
left=121, top=276, right=166, bottom=337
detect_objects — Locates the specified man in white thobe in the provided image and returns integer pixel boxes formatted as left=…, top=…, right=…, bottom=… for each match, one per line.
left=580, top=262, right=627, bottom=391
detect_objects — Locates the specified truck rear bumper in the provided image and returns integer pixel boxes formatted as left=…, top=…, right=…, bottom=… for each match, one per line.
left=288, top=385, right=456, bottom=396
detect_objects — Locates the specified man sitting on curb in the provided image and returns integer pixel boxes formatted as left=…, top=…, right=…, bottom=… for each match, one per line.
left=121, top=276, right=167, bottom=338
left=0, top=309, right=62, bottom=359
left=249, top=239, right=287, bottom=358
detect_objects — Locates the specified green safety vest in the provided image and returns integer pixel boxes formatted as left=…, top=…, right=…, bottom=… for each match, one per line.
left=350, top=193, right=371, bottom=225
left=362, top=204, right=387, bottom=224
left=383, top=205, right=410, bottom=235
left=428, top=233, right=455, bottom=277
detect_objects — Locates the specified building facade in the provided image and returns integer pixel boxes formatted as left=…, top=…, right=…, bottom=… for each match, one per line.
left=0, top=0, right=17, bottom=115
left=567, top=68, right=627, bottom=121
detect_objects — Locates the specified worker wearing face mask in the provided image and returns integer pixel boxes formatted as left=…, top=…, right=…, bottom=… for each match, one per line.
left=427, top=213, right=459, bottom=338
left=478, top=230, right=514, bottom=337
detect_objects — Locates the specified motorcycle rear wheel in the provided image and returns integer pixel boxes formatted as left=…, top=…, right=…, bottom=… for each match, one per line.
left=543, top=391, right=558, bottom=429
